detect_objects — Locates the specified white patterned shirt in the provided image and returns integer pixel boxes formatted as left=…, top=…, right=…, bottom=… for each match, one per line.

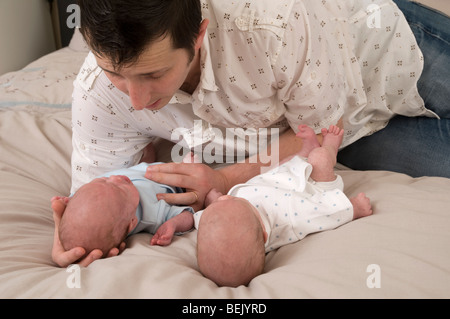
left=71, top=0, right=433, bottom=192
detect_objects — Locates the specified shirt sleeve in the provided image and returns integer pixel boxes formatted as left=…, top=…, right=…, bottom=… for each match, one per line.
left=160, top=202, right=194, bottom=222
left=274, top=1, right=347, bottom=134
left=70, top=75, right=153, bottom=193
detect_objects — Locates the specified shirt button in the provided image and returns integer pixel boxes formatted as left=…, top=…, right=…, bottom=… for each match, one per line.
left=235, top=17, right=245, bottom=29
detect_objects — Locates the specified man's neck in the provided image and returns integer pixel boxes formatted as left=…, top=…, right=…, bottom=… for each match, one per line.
left=180, top=48, right=202, bottom=94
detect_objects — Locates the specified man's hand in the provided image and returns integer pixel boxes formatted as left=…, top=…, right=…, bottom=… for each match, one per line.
left=50, top=196, right=125, bottom=267
left=145, top=162, right=228, bottom=211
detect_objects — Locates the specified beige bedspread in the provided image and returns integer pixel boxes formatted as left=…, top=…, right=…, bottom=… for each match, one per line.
left=0, top=30, right=449, bottom=299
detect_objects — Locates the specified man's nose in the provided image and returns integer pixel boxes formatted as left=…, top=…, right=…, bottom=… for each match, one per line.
left=128, top=80, right=151, bottom=110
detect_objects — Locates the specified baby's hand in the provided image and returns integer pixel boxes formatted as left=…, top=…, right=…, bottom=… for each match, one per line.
left=151, top=221, right=176, bottom=246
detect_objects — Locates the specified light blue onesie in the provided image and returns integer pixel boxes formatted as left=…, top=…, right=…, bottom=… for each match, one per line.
left=99, top=163, right=194, bottom=236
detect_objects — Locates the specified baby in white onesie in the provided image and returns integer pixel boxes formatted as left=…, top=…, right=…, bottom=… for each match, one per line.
left=195, top=125, right=373, bottom=287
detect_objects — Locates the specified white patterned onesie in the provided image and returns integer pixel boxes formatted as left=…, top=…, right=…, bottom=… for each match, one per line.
left=197, top=156, right=354, bottom=252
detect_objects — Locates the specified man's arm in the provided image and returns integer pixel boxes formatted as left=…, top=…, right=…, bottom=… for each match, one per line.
left=219, top=127, right=313, bottom=189
left=146, top=127, right=318, bottom=211
left=221, top=118, right=343, bottom=187
left=70, top=81, right=152, bottom=193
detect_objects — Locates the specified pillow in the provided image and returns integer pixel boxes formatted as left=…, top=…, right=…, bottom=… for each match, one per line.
left=68, top=27, right=89, bottom=52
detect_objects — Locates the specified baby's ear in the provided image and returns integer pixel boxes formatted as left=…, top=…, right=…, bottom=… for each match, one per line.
left=127, top=216, right=138, bottom=234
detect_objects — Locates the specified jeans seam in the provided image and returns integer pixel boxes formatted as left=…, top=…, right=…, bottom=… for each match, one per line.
left=409, top=22, right=450, bottom=46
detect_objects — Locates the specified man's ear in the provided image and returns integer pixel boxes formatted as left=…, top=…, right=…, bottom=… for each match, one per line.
left=51, top=196, right=70, bottom=217
left=194, top=18, right=209, bottom=50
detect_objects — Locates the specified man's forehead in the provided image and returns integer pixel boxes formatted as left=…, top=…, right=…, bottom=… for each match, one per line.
left=95, top=35, right=176, bottom=73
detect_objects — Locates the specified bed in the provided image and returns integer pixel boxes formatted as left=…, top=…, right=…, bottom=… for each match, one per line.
left=1, top=4, right=449, bottom=299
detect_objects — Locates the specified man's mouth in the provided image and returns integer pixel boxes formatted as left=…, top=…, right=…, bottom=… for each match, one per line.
left=145, top=99, right=161, bottom=110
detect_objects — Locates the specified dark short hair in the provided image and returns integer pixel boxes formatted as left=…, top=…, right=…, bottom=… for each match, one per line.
left=77, top=0, right=202, bottom=68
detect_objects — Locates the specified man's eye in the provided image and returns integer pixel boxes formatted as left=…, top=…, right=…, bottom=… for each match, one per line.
left=146, top=74, right=164, bottom=80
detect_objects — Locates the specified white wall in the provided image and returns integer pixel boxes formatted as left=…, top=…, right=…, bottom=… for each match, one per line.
left=416, top=0, right=450, bottom=16
left=0, top=0, right=56, bottom=75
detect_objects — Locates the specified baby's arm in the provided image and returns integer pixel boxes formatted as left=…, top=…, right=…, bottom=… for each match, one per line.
left=151, top=210, right=194, bottom=246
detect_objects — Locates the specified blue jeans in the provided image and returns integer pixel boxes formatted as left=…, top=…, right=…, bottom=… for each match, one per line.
left=337, top=0, right=450, bottom=178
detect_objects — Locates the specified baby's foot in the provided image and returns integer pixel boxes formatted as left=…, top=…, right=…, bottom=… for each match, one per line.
left=296, top=124, right=321, bottom=157
left=321, top=125, right=344, bottom=155
left=350, top=193, right=373, bottom=219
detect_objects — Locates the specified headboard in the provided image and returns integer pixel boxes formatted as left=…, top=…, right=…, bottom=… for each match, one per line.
left=55, top=0, right=79, bottom=48
left=0, top=0, right=56, bottom=75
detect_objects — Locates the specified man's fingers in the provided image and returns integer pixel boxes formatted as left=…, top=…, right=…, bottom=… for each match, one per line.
left=53, top=247, right=85, bottom=268
left=117, top=242, right=126, bottom=254
left=157, top=191, right=198, bottom=205
left=146, top=162, right=192, bottom=174
left=146, top=170, right=191, bottom=189
left=77, top=249, right=103, bottom=267
left=106, top=247, right=120, bottom=258
left=146, top=163, right=195, bottom=188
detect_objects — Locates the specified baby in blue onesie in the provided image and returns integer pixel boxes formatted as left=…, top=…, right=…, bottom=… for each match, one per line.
left=52, top=163, right=194, bottom=261
left=196, top=125, right=373, bottom=287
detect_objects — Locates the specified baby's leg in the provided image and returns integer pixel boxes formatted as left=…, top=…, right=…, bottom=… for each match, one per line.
left=350, top=193, right=373, bottom=219
left=321, top=125, right=344, bottom=155
left=308, top=125, right=344, bottom=182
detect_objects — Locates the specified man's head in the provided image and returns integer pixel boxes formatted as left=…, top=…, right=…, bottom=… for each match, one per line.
left=77, top=0, right=208, bottom=111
